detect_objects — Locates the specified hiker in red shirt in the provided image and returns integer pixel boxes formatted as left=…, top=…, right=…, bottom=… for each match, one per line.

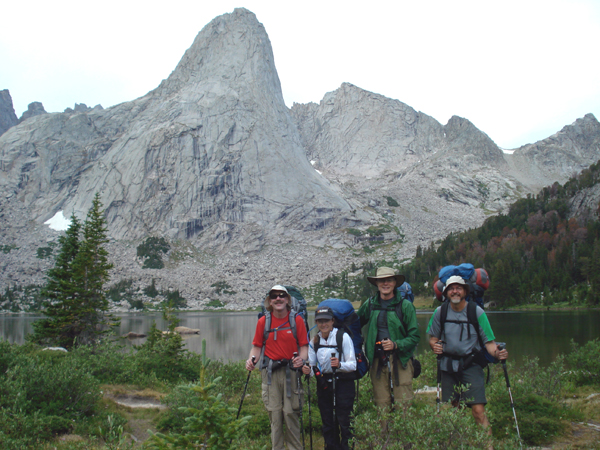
left=247, top=285, right=309, bottom=450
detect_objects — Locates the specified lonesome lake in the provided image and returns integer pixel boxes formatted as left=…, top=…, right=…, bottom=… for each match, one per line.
left=1, top=309, right=598, bottom=366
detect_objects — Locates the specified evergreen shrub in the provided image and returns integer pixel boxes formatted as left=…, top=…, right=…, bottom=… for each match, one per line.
left=486, top=357, right=572, bottom=446
left=145, top=340, right=250, bottom=450
left=563, top=338, right=600, bottom=386
left=386, top=196, right=399, bottom=207
left=137, top=237, right=170, bottom=269
left=0, top=350, right=100, bottom=419
left=36, top=246, right=53, bottom=259
left=352, top=402, right=495, bottom=449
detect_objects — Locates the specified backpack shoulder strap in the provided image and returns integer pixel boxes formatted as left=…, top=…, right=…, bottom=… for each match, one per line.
left=313, top=334, right=321, bottom=353
left=467, top=301, right=485, bottom=348
left=368, top=296, right=376, bottom=314
left=259, top=312, right=271, bottom=367
left=440, top=301, right=449, bottom=334
left=336, top=328, right=345, bottom=359
left=289, top=309, right=297, bottom=342
left=394, top=298, right=406, bottom=326
left=263, top=312, right=272, bottom=344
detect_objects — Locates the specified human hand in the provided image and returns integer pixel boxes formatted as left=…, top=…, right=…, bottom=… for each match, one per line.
left=245, top=355, right=257, bottom=371
left=382, top=338, right=395, bottom=352
left=497, top=343, right=508, bottom=360
left=292, top=355, right=303, bottom=369
left=330, top=357, right=340, bottom=368
left=302, top=364, right=311, bottom=375
left=432, top=341, right=444, bottom=355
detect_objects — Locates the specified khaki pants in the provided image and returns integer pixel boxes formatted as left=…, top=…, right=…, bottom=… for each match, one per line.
left=370, top=356, right=414, bottom=409
left=261, top=367, right=303, bottom=450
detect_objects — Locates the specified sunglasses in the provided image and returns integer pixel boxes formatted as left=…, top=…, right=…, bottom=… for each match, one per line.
left=269, top=292, right=288, bottom=300
left=447, top=285, right=464, bottom=292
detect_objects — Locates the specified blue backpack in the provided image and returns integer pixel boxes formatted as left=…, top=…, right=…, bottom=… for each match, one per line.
left=398, top=282, right=415, bottom=303
left=434, top=263, right=490, bottom=308
left=316, top=298, right=369, bottom=379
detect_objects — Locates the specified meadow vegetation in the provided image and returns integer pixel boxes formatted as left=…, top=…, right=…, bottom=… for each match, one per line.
left=1, top=329, right=599, bottom=449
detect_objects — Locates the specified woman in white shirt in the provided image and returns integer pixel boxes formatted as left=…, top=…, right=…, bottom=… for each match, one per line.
left=302, top=307, right=356, bottom=450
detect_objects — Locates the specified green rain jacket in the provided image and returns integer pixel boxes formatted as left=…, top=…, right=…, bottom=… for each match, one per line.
left=357, top=290, right=420, bottom=367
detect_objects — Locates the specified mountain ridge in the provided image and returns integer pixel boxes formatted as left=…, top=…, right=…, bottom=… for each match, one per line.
left=1, top=8, right=599, bottom=311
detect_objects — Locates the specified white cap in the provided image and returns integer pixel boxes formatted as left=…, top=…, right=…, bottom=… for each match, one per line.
left=269, top=285, right=289, bottom=294
left=443, top=276, right=469, bottom=295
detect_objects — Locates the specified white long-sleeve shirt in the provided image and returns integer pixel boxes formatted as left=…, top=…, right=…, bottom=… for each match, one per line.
left=308, top=327, right=356, bottom=374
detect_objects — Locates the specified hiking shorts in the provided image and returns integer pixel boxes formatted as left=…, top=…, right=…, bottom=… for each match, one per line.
left=441, top=364, right=487, bottom=406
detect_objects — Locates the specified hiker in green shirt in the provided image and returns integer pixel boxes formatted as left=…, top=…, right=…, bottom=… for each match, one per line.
left=357, top=267, right=420, bottom=408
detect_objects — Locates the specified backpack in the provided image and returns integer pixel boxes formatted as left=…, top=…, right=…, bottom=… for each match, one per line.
left=398, top=282, right=415, bottom=303
left=434, top=263, right=490, bottom=308
left=258, top=285, right=308, bottom=364
left=315, top=298, right=369, bottom=379
left=439, top=300, right=498, bottom=369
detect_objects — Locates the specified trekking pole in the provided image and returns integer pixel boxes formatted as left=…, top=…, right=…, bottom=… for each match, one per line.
left=294, top=352, right=305, bottom=450
left=332, top=352, right=340, bottom=447
left=436, top=355, right=442, bottom=414
left=435, top=340, right=444, bottom=414
left=498, top=344, right=522, bottom=447
left=305, top=363, right=313, bottom=450
left=383, top=339, right=395, bottom=410
left=356, top=378, right=360, bottom=412
left=236, top=355, right=255, bottom=419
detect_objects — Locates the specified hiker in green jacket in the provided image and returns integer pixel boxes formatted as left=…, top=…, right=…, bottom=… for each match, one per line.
left=357, top=267, right=420, bottom=408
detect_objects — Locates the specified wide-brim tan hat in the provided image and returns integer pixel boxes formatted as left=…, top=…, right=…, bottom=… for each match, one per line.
left=367, top=267, right=405, bottom=287
left=443, top=275, right=470, bottom=296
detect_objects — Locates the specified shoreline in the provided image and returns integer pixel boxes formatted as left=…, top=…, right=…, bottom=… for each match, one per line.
left=3, top=304, right=600, bottom=316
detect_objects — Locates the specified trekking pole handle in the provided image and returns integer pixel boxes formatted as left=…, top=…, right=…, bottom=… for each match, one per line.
left=246, top=355, right=256, bottom=371
left=436, top=339, right=444, bottom=348
left=331, top=352, right=337, bottom=373
left=497, top=344, right=511, bottom=387
left=304, top=361, right=311, bottom=378
left=497, top=343, right=507, bottom=362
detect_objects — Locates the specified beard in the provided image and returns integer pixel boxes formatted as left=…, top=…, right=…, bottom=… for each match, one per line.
left=449, top=296, right=462, bottom=304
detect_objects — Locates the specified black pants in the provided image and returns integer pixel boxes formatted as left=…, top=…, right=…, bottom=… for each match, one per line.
left=317, top=376, right=356, bottom=450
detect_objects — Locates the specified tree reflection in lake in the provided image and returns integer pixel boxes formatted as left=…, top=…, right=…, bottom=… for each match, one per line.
left=2, top=310, right=599, bottom=366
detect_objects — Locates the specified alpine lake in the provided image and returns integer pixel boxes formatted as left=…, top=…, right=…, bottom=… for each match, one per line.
left=1, top=309, right=599, bottom=366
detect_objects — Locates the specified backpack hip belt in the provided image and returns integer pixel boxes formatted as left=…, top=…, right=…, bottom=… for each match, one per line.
left=261, top=357, right=295, bottom=398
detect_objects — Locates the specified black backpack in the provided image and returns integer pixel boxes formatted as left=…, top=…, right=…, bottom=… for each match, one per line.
left=439, top=301, right=497, bottom=369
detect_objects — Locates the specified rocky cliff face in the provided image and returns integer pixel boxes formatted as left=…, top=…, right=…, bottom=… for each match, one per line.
left=506, top=114, right=600, bottom=191
left=1, top=8, right=600, bottom=311
left=1, top=9, right=370, bottom=248
left=291, top=84, right=600, bottom=255
left=18, top=102, right=47, bottom=123
left=0, top=90, right=18, bottom=136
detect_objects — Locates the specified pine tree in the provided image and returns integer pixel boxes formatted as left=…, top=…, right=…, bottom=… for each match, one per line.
left=71, top=193, right=116, bottom=345
left=31, top=193, right=117, bottom=348
left=31, top=214, right=82, bottom=346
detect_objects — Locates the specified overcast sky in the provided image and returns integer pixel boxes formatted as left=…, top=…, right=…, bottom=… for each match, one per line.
left=1, top=0, right=599, bottom=149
